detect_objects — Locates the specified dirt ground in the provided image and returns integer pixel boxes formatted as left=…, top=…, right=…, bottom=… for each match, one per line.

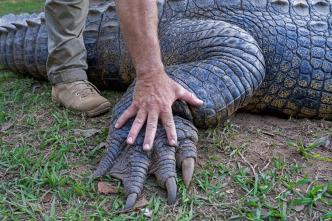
left=1, top=1, right=331, bottom=218
left=119, top=111, right=332, bottom=219
left=0, top=67, right=331, bottom=219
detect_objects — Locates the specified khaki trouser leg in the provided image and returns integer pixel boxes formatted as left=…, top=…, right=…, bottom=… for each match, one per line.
left=45, top=0, right=89, bottom=85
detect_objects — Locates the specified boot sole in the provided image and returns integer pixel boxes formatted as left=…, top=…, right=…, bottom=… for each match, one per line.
left=52, top=96, right=111, bottom=117
left=86, top=102, right=111, bottom=117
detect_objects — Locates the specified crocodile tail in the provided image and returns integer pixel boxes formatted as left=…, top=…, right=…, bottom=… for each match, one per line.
left=0, top=13, right=47, bottom=78
left=24, top=19, right=43, bottom=80
left=0, top=2, right=131, bottom=90
left=34, top=16, right=48, bottom=79
left=0, top=27, right=8, bottom=69
left=12, top=22, right=29, bottom=76
left=160, top=19, right=265, bottom=127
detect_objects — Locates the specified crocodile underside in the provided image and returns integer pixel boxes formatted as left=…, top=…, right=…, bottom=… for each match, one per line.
left=0, top=0, right=331, bottom=209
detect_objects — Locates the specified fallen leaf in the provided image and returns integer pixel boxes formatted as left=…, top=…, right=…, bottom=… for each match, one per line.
left=83, top=129, right=101, bottom=138
left=1, top=123, right=13, bottom=132
left=98, top=182, right=118, bottom=194
left=225, top=189, right=235, bottom=194
left=98, top=142, right=107, bottom=150
left=135, top=198, right=149, bottom=208
left=15, top=143, right=23, bottom=148
left=69, top=148, right=80, bottom=153
left=34, top=115, right=43, bottom=121
left=74, top=128, right=101, bottom=138
left=29, top=203, right=44, bottom=212
left=5, top=101, right=14, bottom=104
left=87, top=146, right=95, bottom=150
left=74, top=130, right=81, bottom=135
left=292, top=204, right=305, bottom=212
left=41, top=192, right=52, bottom=203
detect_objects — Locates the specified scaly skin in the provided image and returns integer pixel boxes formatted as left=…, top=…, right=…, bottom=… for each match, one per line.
left=89, top=19, right=264, bottom=207
left=0, top=0, right=331, bottom=208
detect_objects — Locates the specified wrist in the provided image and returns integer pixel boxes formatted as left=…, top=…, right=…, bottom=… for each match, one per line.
left=135, top=61, right=165, bottom=78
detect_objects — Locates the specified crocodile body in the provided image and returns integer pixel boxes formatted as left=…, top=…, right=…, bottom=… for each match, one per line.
left=0, top=0, right=331, bottom=208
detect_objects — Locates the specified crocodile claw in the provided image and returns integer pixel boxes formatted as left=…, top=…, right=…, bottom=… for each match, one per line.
left=92, top=114, right=198, bottom=209
left=166, top=177, right=177, bottom=205
left=182, top=157, right=195, bottom=187
left=124, top=193, right=137, bottom=210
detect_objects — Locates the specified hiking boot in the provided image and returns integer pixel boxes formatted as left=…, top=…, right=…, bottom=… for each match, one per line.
left=52, top=80, right=111, bottom=117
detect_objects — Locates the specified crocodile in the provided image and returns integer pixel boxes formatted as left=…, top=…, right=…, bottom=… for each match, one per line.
left=0, top=0, right=331, bottom=209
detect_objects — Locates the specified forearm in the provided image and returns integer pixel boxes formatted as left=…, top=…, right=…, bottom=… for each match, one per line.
left=115, top=0, right=164, bottom=76
left=115, top=0, right=203, bottom=151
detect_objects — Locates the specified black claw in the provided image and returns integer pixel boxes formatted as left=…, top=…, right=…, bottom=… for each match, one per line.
left=124, top=193, right=137, bottom=210
left=182, top=157, right=195, bottom=186
left=88, top=170, right=102, bottom=179
left=87, top=174, right=95, bottom=179
left=166, top=177, right=177, bottom=205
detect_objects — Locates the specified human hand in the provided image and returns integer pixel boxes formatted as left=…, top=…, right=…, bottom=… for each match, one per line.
left=115, top=68, right=203, bottom=151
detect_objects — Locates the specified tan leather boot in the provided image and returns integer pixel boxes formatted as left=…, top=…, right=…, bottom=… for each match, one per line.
left=52, top=80, right=111, bottom=117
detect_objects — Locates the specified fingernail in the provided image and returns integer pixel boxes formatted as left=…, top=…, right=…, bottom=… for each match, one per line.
left=127, top=137, right=133, bottom=144
left=115, top=123, right=119, bottom=128
left=170, top=139, right=176, bottom=146
left=144, top=144, right=150, bottom=151
left=198, top=99, right=203, bottom=104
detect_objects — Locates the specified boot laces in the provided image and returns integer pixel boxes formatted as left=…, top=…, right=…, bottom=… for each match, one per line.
left=74, top=80, right=100, bottom=98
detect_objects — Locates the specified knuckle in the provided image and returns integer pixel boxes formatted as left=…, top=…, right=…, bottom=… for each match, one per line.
left=166, top=120, right=174, bottom=128
left=161, top=108, right=172, bottom=115
left=134, top=118, right=144, bottom=125
left=147, top=122, right=157, bottom=129
left=178, top=87, right=185, bottom=97
left=161, top=102, right=170, bottom=110
left=131, top=101, right=139, bottom=108
left=149, top=113, right=159, bottom=122
left=124, top=109, right=132, bottom=118
left=187, top=92, right=193, bottom=99
left=149, top=102, right=159, bottom=111
left=163, top=118, right=174, bottom=129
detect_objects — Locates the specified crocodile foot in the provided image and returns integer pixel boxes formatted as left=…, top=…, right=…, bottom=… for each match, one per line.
left=90, top=114, right=198, bottom=209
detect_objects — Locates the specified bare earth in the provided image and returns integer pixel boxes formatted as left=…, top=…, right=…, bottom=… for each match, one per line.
left=150, top=113, right=332, bottom=219
left=0, top=68, right=331, bottom=219
left=0, top=1, right=331, bottom=217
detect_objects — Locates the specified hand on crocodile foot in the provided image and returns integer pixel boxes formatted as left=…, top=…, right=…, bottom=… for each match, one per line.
left=90, top=115, right=198, bottom=210
left=115, top=72, right=203, bottom=152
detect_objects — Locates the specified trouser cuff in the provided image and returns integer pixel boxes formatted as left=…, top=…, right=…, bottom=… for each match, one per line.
left=48, top=68, right=88, bottom=85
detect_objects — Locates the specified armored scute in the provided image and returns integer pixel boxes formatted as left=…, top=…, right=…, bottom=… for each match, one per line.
left=0, top=0, right=331, bottom=209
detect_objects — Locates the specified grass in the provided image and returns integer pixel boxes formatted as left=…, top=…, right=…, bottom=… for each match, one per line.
left=1, top=60, right=332, bottom=221
left=0, top=0, right=44, bottom=17
left=1, top=0, right=332, bottom=220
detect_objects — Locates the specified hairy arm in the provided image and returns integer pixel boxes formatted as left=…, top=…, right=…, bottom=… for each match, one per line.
left=114, top=0, right=203, bottom=151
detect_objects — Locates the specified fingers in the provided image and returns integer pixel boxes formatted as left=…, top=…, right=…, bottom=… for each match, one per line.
left=143, top=111, right=159, bottom=151
left=177, top=86, right=203, bottom=106
left=161, top=110, right=177, bottom=146
left=115, top=105, right=137, bottom=129
left=126, top=109, right=147, bottom=144
left=122, top=108, right=177, bottom=148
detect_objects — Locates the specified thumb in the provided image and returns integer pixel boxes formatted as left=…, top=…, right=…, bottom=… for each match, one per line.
left=177, top=86, right=203, bottom=106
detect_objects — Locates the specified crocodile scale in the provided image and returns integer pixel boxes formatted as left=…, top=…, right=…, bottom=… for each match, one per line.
left=0, top=0, right=331, bottom=208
